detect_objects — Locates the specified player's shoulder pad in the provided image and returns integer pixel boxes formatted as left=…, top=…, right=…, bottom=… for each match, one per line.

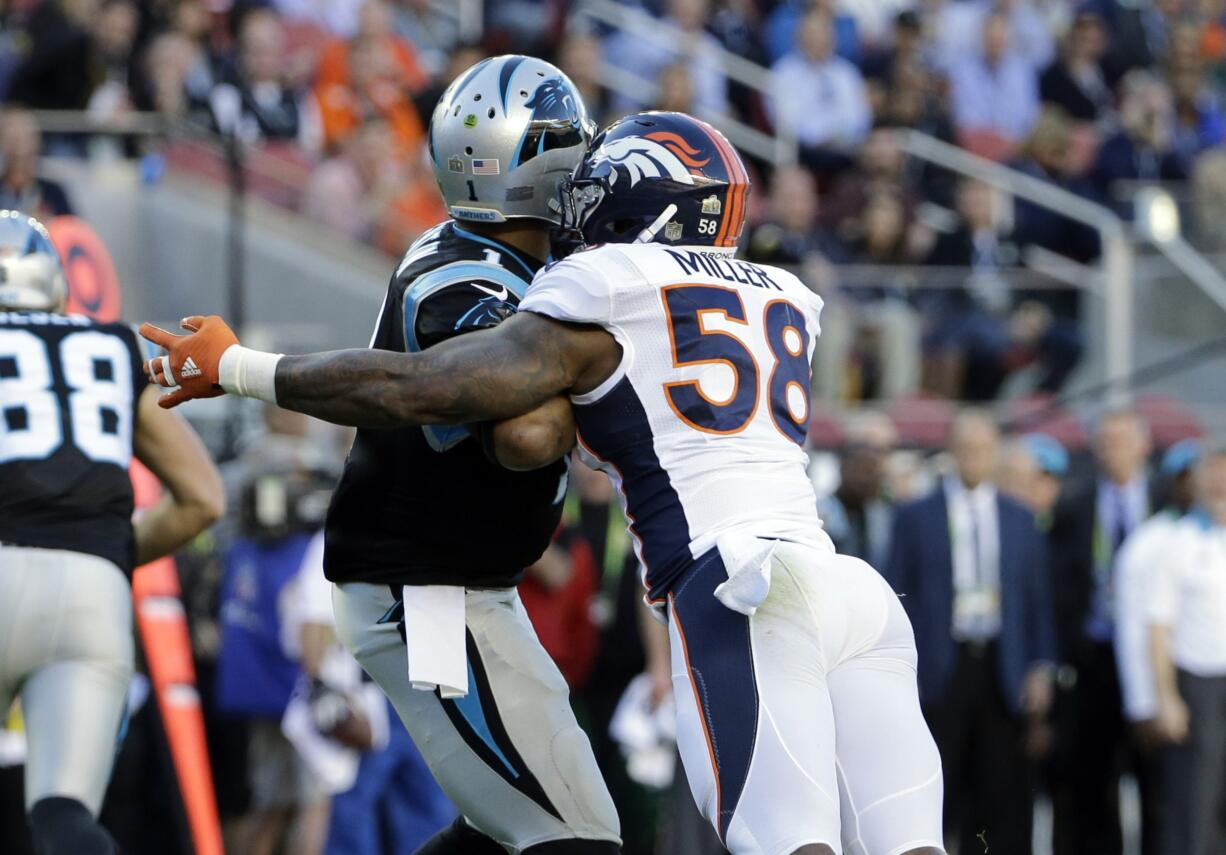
left=522, top=245, right=635, bottom=327
left=403, top=259, right=529, bottom=352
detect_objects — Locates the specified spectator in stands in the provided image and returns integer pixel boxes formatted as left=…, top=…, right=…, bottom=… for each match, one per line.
left=822, top=126, right=918, bottom=244
left=8, top=0, right=96, bottom=112
left=922, top=179, right=1017, bottom=396
left=302, top=118, right=405, bottom=242
left=1049, top=409, right=1157, bottom=855
left=1170, top=57, right=1226, bottom=159
left=314, top=0, right=428, bottom=151
left=764, top=0, right=860, bottom=65
left=708, top=0, right=768, bottom=67
left=1013, top=109, right=1101, bottom=266
left=653, top=62, right=696, bottom=113
left=210, top=10, right=313, bottom=147
left=885, top=409, right=1057, bottom=855
left=138, top=32, right=206, bottom=119
left=1040, top=6, right=1113, bottom=123
left=768, top=6, right=872, bottom=175
left=817, top=411, right=898, bottom=570
left=1092, top=70, right=1190, bottom=211
left=817, top=188, right=923, bottom=401
left=935, top=0, right=1055, bottom=73
left=1100, top=0, right=1178, bottom=83
left=1149, top=448, right=1226, bottom=855
left=744, top=163, right=845, bottom=273
left=948, top=9, right=1041, bottom=157
left=558, top=31, right=610, bottom=126
left=924, top=176, right=1085, bottom=401
left=0, top=109, right=73, bottom=219
left=845, top=188, right=911, bottom=266
left=315, top=29, right=426, bottom=155
left=85, top=0, right=139, bottom=122
left=390, top=0, right=460, bottom=78
left=1012, top=108, right=1101, bottom=321
left=880, top=57, right=959, bottom=205
left=862, top=9, right=926, bottom=107
left=602, top=0, right=729, bottom=117
left=274, top=0, right=365, bottom=41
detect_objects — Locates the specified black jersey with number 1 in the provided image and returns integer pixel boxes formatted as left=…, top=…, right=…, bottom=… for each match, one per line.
left=0, top=311, right=146, bottom=574
left=323, top=222, right=568, bottom=589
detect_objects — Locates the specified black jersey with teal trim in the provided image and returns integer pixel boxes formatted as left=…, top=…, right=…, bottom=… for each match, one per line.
left=0, top=311, right=146, bottom=574
left=323, top=222, right=568, bottom=588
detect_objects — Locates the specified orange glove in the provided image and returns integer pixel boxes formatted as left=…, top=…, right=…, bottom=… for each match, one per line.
left=139, top=315, right=239, bottom=409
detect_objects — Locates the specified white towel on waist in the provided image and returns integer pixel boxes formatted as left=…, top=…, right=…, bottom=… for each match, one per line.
left=713, top=533, right=777, bottom=616
left=402, top=585, right=468, bottom=698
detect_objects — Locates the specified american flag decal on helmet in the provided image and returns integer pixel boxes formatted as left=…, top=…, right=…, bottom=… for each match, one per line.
left=472, top=159, right=500, bottom=175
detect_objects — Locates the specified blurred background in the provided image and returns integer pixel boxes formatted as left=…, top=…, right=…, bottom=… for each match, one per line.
left=0, top=0, right=1225, bottom=853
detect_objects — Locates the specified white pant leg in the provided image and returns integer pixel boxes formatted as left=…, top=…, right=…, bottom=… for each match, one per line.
left=331, top=582, right=619, bottom=852
left=0, top=546, right=134, bottom=814
left=668, top=548, right=842, bottom=855
left=813, top=554, right=945, bottom=855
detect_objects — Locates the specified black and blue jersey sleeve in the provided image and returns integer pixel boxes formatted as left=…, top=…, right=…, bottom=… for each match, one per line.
left=411, top=282, right=521, bottom=351
left=399, top=262, right=530, bottom=452
left=400, top=261, right=529, bottom=354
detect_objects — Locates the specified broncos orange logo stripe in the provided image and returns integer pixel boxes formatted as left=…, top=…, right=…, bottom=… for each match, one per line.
left=701, top=123, right=747, bottom=248
left=645, top=130, right=712, bottom=171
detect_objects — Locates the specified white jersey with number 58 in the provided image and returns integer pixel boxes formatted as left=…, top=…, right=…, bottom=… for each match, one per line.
left=520, top=242, right=833, bottom=601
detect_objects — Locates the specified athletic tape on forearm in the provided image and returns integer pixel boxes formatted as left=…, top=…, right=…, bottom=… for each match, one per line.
left=218, top=345, right=283, bottom=404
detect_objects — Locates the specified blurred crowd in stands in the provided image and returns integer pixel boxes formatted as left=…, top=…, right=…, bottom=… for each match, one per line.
left=4, top=0, right=1226, bottom=404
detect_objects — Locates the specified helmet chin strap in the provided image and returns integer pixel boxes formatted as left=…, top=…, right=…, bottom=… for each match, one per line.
left=634, top=204, right=678, bottom=244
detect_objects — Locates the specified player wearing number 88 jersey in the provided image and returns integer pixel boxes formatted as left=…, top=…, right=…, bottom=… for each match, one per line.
left=0, top=212, right=223, bottom=855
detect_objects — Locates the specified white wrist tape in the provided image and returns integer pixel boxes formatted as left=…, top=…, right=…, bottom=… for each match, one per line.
left=218, top=345, right=283, bottom=404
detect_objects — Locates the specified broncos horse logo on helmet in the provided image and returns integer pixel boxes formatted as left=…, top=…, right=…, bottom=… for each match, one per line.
left=557, top=111, right=750, bottom=249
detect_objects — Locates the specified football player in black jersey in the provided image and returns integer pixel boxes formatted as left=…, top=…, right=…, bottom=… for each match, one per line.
left=0, top=212, right=224, bottom=854
left=153, top=57, right=620, bottom=854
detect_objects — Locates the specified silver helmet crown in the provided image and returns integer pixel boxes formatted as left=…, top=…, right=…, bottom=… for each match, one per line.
left=0, top=211, right=66, bottom=312
left=428, top=55, right=595, bottom=225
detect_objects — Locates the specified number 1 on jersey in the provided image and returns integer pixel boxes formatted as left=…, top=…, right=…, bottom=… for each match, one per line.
left=661, top=284, right=811, bottom=444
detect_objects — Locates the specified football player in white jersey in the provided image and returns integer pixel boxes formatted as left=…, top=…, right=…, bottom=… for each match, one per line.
left=141, top=112, right=946, bottom=855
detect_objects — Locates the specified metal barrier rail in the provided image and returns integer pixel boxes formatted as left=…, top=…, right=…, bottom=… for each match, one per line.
left=571, top=0, right=798, bottom=166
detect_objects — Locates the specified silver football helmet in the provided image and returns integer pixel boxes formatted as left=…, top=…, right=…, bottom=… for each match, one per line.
left=428, top=55, right=595, bottom=225
left=0, top=210, right=66, bottom=312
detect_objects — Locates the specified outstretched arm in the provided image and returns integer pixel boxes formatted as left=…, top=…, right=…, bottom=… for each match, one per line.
left=141, top=311, right=619, bottom=429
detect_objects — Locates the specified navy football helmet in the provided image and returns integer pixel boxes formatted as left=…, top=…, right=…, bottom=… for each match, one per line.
left=555, top=112, right=750, bottom=250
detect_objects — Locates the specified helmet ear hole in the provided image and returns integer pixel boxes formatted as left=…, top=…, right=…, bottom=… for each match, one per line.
left=487, top=107, right=495, bottom=119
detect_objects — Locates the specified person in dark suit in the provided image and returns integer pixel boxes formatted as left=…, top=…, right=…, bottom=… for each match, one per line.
left=1091, top=71, right=1190, bottom=215
left=1048, top=409, right=1156, bottom=855
left=922, top=179, right=1082, bottom=401
left=1039, top=8, right=1112, bottom=123
left=817, top=411, right=898, bottom=571
left=885, top=409, right=1057, bottom=855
